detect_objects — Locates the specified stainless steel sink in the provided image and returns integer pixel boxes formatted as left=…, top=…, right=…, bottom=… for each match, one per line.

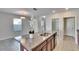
left=40, top=33, right=50, bottom=36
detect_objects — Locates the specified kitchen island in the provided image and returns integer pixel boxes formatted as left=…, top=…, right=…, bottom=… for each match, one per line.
left=19, top=32, right=57, bottom=51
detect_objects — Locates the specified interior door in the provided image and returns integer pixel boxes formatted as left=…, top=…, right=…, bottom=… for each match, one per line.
left=52, top=18, right=59, bottom=32
left=65, top=17, right=75, bottom=37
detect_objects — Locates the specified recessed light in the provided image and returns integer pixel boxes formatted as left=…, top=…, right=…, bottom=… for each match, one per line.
left=42, top=16, right=46, bottom=18
left=15, top=10, right=29, bottom=15
left=20, top=16, right=26, bottom=19
left=65, top=8, right=69, bottom=10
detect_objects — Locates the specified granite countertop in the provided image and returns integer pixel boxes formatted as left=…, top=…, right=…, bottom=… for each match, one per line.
left=17, top=32, right=56, bottom=50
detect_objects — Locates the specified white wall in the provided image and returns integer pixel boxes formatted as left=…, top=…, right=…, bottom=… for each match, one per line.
left=45, top=15, right=52, bottom=33
left=46, top=11, right=78, bottom=45
left=0, top=12, right=30, bottom=40
left=1, top=10, right=79, bottom=45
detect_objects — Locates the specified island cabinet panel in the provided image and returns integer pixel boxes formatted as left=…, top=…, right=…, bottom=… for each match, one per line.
left=41, top=44, right=47, bottom=51
left=52, top=38, right=55, bottom=50
left=32, top=41, right=47, bottom=51
left=20, top=32, right=57, bottom=51
left=20, top=43, right=28, bottom=51
left=20, top=43, right=24, bottom=51
left=77, top=30, right=79, bottom=45
left=46, top=37, right=53, bottom=51
left=32, top=33, right=56, bottom=51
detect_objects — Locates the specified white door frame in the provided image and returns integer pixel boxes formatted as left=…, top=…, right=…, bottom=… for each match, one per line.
left=63, top=17, right=75, bottom=38
left=52, top=16, right=78, bottom=45
left=63, top=16, right=78, bottom=45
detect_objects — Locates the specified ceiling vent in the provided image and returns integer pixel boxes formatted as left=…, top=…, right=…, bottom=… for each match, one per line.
left=33, top=8, right=38, bottom=11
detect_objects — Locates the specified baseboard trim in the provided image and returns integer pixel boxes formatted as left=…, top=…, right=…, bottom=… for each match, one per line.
left=64, top=35, right=75, bottom=38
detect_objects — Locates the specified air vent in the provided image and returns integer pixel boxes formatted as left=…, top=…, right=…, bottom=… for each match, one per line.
left=33, top=8, right=37, bottom=11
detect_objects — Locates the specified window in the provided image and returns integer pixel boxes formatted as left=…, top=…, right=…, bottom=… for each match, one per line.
left=13, top=18, right=22, bottom=32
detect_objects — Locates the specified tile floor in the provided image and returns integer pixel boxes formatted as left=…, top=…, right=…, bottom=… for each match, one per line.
left=0, top=35, right=79, bottom=51
left=54, top=35, right=79, bottom=51
left=0, top=38, right=20, bottom=51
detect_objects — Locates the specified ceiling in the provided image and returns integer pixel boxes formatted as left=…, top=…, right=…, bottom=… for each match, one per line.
left=0, top=8, right=78, bottom=17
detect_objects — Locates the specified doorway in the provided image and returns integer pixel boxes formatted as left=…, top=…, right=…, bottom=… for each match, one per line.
left=63, top=17, right=75, bottom=38
left=52, top=18, right=59, bottom=32
left=52, top=18, right=59, bottom=46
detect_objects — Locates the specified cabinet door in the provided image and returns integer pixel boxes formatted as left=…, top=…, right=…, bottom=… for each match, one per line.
left=52, top=38, right=55, bottom=50
left=46, top=37, right=52, bottom=51
left=52, top=33, right=57, bottom=50
left=41, top=44, right=47, bottom=51
left=32, top=41, right=46, bottom=51
left=20, top=43, right=24, bottom=51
